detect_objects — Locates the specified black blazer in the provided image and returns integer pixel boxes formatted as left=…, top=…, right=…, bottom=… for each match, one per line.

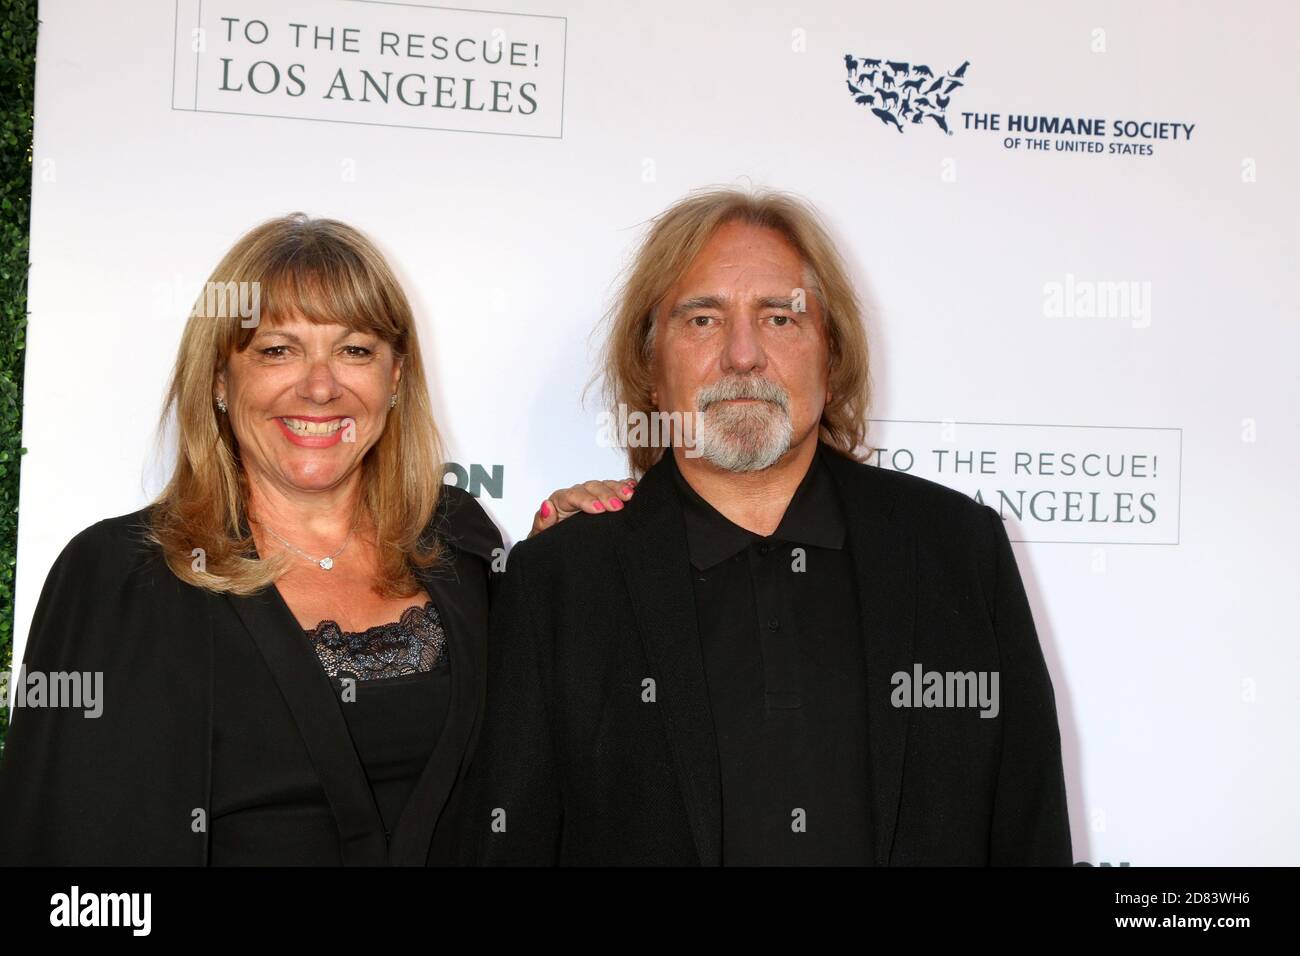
left=0, top=485, right=501, bottom=865
left=466, top=444, right=1072, bottom=865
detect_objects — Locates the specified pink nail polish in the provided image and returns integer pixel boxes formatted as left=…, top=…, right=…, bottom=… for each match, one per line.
left=540, top=500, right=551, bottom=518
left=608, top=498, right=623, bottom=510
left=591, top=500, right=604, bottom=512
left=620, top=485, right=633, bottom=496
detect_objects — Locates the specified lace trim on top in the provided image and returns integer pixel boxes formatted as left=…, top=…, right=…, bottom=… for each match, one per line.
left=305, top=600, right=447, bottom=681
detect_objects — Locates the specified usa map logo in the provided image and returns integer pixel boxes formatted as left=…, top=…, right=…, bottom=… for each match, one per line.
left=844, top=55, right=970, bottom=134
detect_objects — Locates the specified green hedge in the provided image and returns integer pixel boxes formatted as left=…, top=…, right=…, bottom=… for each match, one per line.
left=0, top=0, right=37, bottom=755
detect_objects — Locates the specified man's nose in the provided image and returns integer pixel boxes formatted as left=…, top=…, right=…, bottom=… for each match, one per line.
left=721, top=313, right=766, bottom=374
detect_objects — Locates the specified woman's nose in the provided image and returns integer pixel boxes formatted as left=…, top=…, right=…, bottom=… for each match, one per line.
left=297, top=356, right=341, bottom=402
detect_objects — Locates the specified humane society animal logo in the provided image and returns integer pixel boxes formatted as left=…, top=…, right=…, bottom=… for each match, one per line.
left=843, top=55, right=969, bottom=135
left=842, top=52, right=1197, bottom=157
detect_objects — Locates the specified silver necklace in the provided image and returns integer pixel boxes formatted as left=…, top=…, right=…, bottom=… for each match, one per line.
left=258, top=514, right=360, bottom=571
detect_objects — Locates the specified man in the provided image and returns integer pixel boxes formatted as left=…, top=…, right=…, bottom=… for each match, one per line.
left=466, top=188, right=1071, bottom=865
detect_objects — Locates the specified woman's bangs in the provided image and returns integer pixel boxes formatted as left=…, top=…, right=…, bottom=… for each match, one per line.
left=233, top=254, right=399, bottom=350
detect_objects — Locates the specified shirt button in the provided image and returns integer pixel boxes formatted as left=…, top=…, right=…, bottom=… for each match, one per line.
left=759, top=543, right=772, bottom=555
left=768, top=617, right=780, bottom=630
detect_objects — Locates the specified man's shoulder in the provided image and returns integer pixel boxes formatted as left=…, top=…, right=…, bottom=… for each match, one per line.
left=825, top=453, right=1004, bottom=602
left=507, top=501, right=633, bottom=574
left=823, top=449, right=996, bottom=535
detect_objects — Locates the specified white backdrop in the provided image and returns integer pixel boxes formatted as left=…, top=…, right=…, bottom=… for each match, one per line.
left=11, top=0, right=1299, bottom=864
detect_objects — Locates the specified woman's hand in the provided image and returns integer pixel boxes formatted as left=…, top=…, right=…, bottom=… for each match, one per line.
left=529, top=478, right=637, bottom=538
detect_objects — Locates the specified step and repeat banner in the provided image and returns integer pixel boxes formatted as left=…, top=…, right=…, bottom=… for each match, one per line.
left=12, top=0, right=1298, bottom=864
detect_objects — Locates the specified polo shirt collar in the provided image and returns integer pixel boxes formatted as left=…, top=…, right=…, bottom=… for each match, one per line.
left=667, top=443, right=846, bottom=570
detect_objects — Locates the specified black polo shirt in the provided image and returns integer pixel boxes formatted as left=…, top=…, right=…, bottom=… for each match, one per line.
left=667, top=445, right=874, bottom=865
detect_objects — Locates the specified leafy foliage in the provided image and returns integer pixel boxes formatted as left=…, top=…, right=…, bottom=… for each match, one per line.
left=0, top=0, right=37, bottom=754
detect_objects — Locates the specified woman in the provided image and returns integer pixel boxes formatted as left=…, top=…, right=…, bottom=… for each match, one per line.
left=0, top=214, right=630, bottom=865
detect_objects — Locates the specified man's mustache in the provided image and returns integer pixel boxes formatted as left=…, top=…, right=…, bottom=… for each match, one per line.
left=696, top=377, right=790, bottom=412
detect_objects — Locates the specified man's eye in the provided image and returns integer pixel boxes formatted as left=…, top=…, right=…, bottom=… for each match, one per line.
left=690, top=315, right=714, bottom=327
left=769, top=314, right=793, bottom=327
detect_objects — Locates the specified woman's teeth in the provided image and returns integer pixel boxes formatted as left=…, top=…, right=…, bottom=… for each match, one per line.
left=281, top=417, right=345, bottom=437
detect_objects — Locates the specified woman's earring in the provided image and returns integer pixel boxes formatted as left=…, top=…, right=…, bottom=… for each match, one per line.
left=389, top=393, right=398, bottom=408
left=215, top=396, right=228, bottom=413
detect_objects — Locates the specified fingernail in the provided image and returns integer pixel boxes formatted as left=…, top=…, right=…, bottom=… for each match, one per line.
left=591, top=500, right=604, bottom=512
left=540, top=500, right=551, bottom=518
left=608, top=498, right=623, bottom=510
left=620, top=485, right=633, bottom=496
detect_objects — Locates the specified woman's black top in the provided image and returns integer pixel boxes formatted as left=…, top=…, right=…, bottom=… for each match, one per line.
left=209, top=601, right=452, bottom=864
left=0, top=485, right=502, bottom=866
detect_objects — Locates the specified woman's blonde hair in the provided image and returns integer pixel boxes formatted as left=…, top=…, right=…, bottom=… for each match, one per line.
left=148, top=213, right=445, bottom=597
left=598, top=187, right=872, bottom=475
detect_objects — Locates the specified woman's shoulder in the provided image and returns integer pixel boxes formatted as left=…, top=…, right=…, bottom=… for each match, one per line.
left=54, top=505, right=163, bottom=570
left=37, top=506, right=182, bottom=607
left=431, top=485, right=504, bottom=562
left=23, top=506, right=197, bottom=672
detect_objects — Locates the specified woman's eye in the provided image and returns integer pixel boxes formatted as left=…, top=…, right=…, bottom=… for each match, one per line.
left=259, top=345, right=290, bottom=358
left=343, top=345, right=373, bottom=357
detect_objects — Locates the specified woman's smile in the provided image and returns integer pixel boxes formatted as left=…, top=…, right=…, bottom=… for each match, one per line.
left=275, top=415, right=351, bottom=447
